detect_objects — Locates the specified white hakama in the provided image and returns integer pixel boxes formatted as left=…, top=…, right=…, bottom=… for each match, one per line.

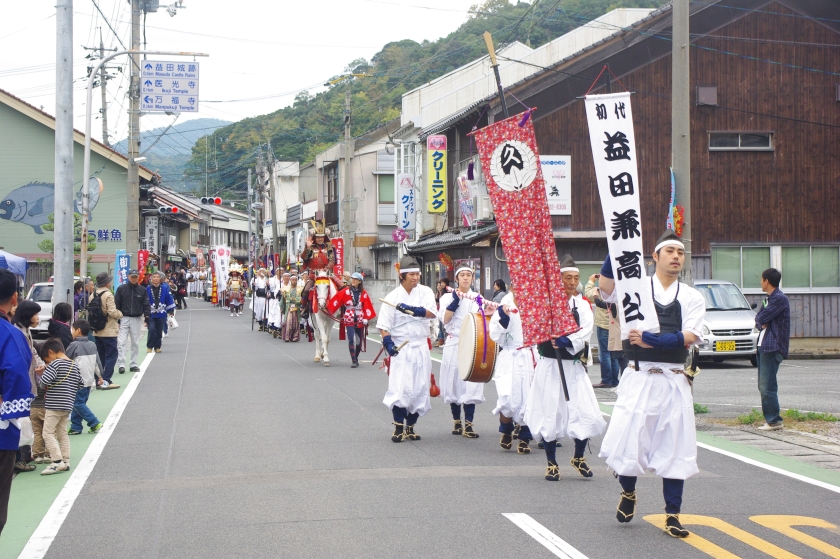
left=378, top=284, right=437, bottom=417
left=524, top=293, right=606, bottom=443
left=251, top=277, right=268, bottom=322
left=489, top=292, right=534, bottom=423
left=598, top=275, right=705, bottom=480
left=267, top=277, right=283, bottom=329
left=438, top=290, right=485, bottom=406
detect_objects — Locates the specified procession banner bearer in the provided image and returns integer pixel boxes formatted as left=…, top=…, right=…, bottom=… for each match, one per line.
left=251, top=269, right=269, bottom=331
left=266, top=268, right=284, bottom=334
left=489, top=289, right=535, bottom=454
left=378, top=256, right=437, bottom=443
left=597, top=231, right=705, bottom=538
left=438, top=266, right=485, bottom=438
left=525, top=255, right=606, bottom=481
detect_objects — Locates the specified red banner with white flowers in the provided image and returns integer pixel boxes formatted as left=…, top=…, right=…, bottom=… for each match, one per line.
left=472, top=110, right=579, bottom=345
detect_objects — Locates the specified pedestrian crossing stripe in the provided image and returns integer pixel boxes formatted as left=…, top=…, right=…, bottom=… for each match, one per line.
left=643, top=515, right=840, bottom=559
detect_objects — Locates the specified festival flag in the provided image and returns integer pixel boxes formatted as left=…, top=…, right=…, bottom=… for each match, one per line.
left=137, top=250, right=149, bottom=282
left=471, top=110, right=579, bottom=346
left=584, top=92, right=658, bottom=336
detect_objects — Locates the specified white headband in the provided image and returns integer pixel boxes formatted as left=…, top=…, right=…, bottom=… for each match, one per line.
left=455, top=266, right=473, bottom=278
left=654, top=239, right=686, bottom=253
left=560, top=266, right=579, bottom=274
left=400, top=267, right=420, bottom=273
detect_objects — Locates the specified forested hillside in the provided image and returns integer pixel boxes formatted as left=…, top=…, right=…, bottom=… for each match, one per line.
left=185, top=0, right=662, bottom=195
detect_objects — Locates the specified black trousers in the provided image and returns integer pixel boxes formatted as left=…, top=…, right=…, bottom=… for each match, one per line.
left=0, top=449, right=16, bottom=536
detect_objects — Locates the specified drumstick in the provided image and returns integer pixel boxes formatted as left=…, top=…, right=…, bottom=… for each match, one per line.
left=379, top=298, right=398, bottom=308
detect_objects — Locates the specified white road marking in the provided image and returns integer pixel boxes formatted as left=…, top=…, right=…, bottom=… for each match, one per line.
left=598, top=404, right=840, bottom=495
left=18, top=352, right=156, bottom=559
left=503, top=513, right=589, bottom=559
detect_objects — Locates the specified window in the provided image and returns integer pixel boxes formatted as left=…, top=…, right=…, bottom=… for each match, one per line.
left=190, top=229, right=198, bottom=247
left=325, top=165, right=339, bottom=203
left=378, top=175, right=394, bottom=203
left=709, top=132, right=773, bottom=151
left=712, top=245, right=840, bottom=291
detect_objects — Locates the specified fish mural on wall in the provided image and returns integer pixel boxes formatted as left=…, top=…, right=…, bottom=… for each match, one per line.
left=0, top=178, right=103, bottom=234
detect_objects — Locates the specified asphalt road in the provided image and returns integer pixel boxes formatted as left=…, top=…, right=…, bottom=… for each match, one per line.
left=42, top=300, right=840, bottom=558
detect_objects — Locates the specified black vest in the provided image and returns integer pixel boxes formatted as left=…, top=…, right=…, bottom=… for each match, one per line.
left=537, top=298, right=586, bottom=361
left=622, top=278, right=690, bottom=364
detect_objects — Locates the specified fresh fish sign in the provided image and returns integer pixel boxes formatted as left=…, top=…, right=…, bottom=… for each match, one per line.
left=0, top=178, right=103, bottom=234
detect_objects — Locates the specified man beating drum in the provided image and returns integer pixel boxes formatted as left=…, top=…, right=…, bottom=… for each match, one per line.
left=438, top=264, right=485, bottom=438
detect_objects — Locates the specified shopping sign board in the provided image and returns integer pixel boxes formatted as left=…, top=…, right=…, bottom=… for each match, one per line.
left=140, top=61, right=199, bottom=113
left=427, top=135, right=447, bottom=213
left=540, top=156, right=571, bottom=215
left=331, top=238, right=344, bottom=277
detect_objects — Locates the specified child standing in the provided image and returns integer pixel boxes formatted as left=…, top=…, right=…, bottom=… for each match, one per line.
left=65, top=320, right=104, bottom=435
left=38, top=338, right=82, bottom=475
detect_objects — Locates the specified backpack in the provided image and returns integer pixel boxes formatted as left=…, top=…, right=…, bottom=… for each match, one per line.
left=87, top=290, right=108, bottom=332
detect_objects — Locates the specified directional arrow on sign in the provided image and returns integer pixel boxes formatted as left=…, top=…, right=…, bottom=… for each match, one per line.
left=143, top=96, right=154, bottom=103
left=144, top=80, right=153, bottom=87
left=144, top=63, right=153, bottom=70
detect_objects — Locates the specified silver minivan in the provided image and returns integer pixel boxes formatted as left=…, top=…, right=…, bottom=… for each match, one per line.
left=694, top=279, right=759, bottom=366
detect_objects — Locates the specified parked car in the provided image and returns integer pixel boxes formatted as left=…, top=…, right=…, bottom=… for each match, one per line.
left=694, top=279, right=759, bottom=366
left=26, top=282, right=54, bottom=338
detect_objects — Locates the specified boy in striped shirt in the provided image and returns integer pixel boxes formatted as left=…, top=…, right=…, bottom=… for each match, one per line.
left=38, top=338, right=83, bottom=475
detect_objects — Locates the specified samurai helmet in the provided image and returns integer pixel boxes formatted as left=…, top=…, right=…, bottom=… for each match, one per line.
left=309, top=219, right=331, bottom=238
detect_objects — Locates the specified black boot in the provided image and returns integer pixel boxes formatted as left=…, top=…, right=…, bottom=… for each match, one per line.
left=391, top=422, right=405, bottom=443
left=664, top=514, right=689, bottom=538
left=404, top=424, right=421, bottom=441
left=463, top=421, right=479, bottom=438
left=545, top=461, right=560, bottom=481
left=450, top=404, right=462, bottom=435
left=451, top=420, right=463, bottom=435
left=616, top=491, right=636, bottom=523
left=499, top=422, right=514, bottom=450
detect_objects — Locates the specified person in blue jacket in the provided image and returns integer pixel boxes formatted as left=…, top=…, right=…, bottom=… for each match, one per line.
left=0, top=268, right=34, bottom=535
left=146, top=272, right=176, bottom=354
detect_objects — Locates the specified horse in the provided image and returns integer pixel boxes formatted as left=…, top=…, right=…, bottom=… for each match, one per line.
left=309, top=272, right=342, bottom=366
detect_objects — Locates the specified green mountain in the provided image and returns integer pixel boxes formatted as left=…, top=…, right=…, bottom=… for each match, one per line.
left=185, top=0, right=663, bottom=194
left=114, top=117, right=230, bottom=191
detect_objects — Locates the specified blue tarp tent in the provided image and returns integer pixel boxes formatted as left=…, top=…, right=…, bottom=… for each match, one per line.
left=0, top=250, right=27, bottom=277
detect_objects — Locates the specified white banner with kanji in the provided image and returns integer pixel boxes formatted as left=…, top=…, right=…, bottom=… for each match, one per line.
left=210, top=246, right=231, bottom=294
left=584, top=92, right=658, bottom=336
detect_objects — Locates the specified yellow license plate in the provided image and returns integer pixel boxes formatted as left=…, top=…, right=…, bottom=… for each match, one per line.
left=716, top=341, right=736, bottom=352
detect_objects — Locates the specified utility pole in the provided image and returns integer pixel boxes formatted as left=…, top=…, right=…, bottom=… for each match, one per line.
left=126, top=0, right=142, bottom=261
left=99, top=30, right=110, bottom=146
left=267, top=143, right=280, bottom=270
left=247, top=167, right=253, bottom=275
left=54, top=0, right=74, bottom=303
left=343, top=81, right=354, bottom=273
left=672, top=0, right=692, bottom=284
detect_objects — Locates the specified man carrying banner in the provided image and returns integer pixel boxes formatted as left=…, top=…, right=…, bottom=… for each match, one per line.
left=525, top=255, right=606, bottom=481
left=438, top=266, right=484, bottom=439
left=378, top=256, right=437, bottom=443
left=489, top=288, right=535, bottom=454
left=597, top=231, right=705, bottom=538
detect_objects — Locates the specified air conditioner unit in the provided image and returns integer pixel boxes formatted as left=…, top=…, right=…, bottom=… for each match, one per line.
left=474, top=195, right=494, bottom=220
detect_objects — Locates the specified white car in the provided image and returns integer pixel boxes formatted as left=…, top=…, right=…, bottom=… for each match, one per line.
left=26, top=282, right=55, bottom=337
left=694, top=280, right=759, bottom=366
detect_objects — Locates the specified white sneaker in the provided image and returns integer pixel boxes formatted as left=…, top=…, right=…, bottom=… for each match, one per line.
left=758, top=422, right=783, bottom=431
left=41, top=461, right=69, bottom=475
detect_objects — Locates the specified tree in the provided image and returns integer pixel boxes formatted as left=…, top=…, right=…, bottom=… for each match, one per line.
left=38, top=213, right=97, bottom=258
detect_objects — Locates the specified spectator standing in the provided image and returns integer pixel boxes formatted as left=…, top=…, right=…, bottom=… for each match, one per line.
left=47, top=302, right=74, bottom=349
left=146, top=272, right=176, bottom=353
left=90, top=272, right=122, bottom=390
left=12, top=301, right=45, bottom=473
left=65, top=320, right=104, bottom=435
left=0, top=270, right=34, bottom=533
left=114, top=269, right=150, bottom=374
left=37, top=338, right=82, bottom=475
left=434, top=278, right=450, bottom=347
left=586, top=274, right=621, bottom=388
left=755, top=268, right=791, bottom=431
left=72, top=281, right=85, bottom=319
left=491, top=279, right=507, bottom=304
left=175, top=270, right=188, bottom=309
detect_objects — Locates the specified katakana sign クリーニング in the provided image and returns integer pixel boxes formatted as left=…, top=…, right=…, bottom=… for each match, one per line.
left=140, top=61, right=199, bottom=113
left=427, top=135, right=447, bottom=213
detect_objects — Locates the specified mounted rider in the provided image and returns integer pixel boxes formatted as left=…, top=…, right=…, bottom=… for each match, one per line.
left=299, top=219, right=335, bottom=319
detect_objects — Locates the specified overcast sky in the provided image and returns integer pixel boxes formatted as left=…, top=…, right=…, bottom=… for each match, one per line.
left=1, top=0, right=480, bottom=142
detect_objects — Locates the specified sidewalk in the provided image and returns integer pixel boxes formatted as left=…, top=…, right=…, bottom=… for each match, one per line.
left=0, top=337, right=147, bottom=558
